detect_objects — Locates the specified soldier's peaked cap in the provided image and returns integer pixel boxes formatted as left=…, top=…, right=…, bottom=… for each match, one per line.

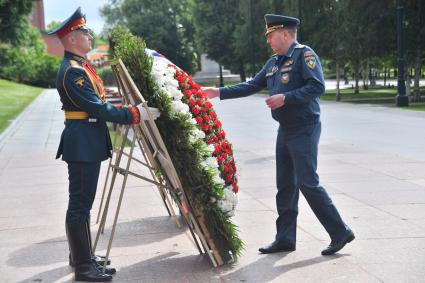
left=264, top=14, right=300, bottom=36
left=47, top=7, right=88, bottom=39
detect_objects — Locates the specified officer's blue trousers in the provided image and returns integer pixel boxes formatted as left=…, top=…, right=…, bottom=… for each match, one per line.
left=66, top=161, right=101, bottom=225
left=275, top=122, right=350, bottom=246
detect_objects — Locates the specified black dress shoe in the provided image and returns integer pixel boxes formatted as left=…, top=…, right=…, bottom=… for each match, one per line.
left=259, top=241, right=296, bottom=254
left=321, top=231, right=355, bottom=255
left=94, top=260, right=116, bottom=275
left=69, top=253, right=111, bottom=267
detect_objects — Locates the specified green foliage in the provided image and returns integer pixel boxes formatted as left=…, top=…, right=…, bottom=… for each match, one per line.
left=96, top=66, right=115, bottom=86
left=0, top=0, right=35, bottom=44
left=110, top=27, right=243, bottom=263
left=0, top=79, right=42, bottom=133
left=46, top=20, right=61, bottom=30
left=101, top=0, right=198, bottom=74
left=0, top=12, right=61, bottom=88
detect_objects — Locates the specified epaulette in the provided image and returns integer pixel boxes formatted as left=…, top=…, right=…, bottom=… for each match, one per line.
left=69, top=60, right=83, bottom=69
left=295, top=44, right=306, bottom=49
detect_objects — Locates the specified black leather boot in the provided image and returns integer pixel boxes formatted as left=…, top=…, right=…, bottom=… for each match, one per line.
left=69, top=219, right=111, bottom=268
left=85, top=220, right=116, bottom=275
left=66, top=223, right=112, bottom=282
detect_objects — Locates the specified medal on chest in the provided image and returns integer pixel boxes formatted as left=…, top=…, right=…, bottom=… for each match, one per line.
left=281, top=73, right=290, bottom=84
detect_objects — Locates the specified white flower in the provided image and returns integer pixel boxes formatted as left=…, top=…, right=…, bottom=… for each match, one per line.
left=206, top=144, right=215, bottom=154
left=217, top=187, right=238, bottom=216
left=205, top=157, right=218, bottom=168
left=170, top=100, right=190, bottom=115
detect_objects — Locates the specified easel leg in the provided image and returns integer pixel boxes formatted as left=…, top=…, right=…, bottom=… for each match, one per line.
left=93, top=125, right=130, bottom=252
left=101, top=127, right=137, bottom=273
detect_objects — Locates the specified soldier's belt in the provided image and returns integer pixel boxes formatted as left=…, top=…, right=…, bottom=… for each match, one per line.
left=64, top=111, right=98, bottom=122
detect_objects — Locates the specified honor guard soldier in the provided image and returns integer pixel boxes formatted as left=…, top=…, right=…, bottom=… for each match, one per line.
left=48, top=7, right=160, bottom=282
left=203, top=14, right=355, bottom=256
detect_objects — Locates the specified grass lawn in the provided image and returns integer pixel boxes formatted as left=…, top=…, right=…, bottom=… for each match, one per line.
left=108, top=124, right=132, bottom=147
left=323, top=86, right=398, bottom=100
left=0, top=79, right=43, bottom=134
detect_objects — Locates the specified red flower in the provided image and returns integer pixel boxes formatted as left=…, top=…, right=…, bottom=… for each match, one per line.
left=183, top=90, right=191, bottom=98
left=217, top=155, right=225, bottom=164
left=205, top=101, right=212, bottom=109
left=214, top=120, right=222, bottom=128
left=232, top=182, right=239, bottom=193
left=225, top=174, right=233, bottom=183
left=202, top=124, right=209, bottom=132
left=203, top=115, right=210, bottom=123
left=196, top=99, right=203, bottom=106
left=192, top=107, right=200, bottom=115
left=188, top=99, right=195, bottom=107
left=210, top=111, right=217, bottom=119
left=195, top=116, right=203, bottom=124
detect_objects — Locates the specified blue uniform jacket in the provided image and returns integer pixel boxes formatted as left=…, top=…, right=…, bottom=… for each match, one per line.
left=220, top=41, right=325, bottom=129
left=55, top=51, right=133, bottom=162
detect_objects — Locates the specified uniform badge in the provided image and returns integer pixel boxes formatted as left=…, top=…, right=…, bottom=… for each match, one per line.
left=271, top=65, right=278, bottom=73
left=74, top=77, right=85, bottom=88
left=304, top=51, right=314, bottom=57
left=281, top=73, right=290, bottom=84
left=305, top=56, right=317, bottom=69
left=284, top=59, right=293, bottom=66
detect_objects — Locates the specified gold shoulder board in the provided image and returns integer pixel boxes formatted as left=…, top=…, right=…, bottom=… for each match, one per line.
left=69, top=60, right=83, bottom=69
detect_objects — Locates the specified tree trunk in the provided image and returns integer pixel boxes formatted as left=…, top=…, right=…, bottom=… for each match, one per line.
left=335, top=60, right=341, bottom=101
left=363, top=60, right=369, bottom=90
left=413, top=40, right=422, bottom=102
left=384, top=66, right=387, bottom=86
left=239, top=64, right=246, bottom=82
left=354, top=60, right=360, bottom=94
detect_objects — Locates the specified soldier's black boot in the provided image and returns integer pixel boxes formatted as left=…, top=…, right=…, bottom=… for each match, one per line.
left=66, top=223, right=112, bottom=282
left=69, top=219, right=111, bottom=268
left=85, top=220, right=116, bottom=275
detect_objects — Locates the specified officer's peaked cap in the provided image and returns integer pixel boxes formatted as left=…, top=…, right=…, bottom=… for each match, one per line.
left=47, top=7, right=88, bottom=39
left=264, top=14, right=300, bottom=36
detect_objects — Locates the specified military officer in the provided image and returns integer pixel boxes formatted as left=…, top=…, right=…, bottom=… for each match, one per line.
left=48, top=7, right=159, bottom=282
left=203, top=14, right=354, bottom=256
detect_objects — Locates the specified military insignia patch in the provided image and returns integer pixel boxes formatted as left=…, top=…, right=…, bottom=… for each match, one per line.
left=284, top=59, right=293, bottom=66
left=281, top=73, right=290, bottom=84
left=74, top=77, right=85, bottom=88
left=305, top=56, right=317, bottom=69
left=304, top=51, right=314, bottom=57
left=271, top=65, right=278, bottom=73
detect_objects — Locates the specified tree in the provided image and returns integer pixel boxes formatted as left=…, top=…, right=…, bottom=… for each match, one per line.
left=405, top=0, right=425, bottom=101
left=0, top=0, right=34, bottom=44
left=193, top=0, right=243, bottom=80
left=101, top=0, right=197, bottom=73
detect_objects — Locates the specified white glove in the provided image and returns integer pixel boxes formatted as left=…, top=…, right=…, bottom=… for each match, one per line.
left=136, top=105, right=160, bottom=120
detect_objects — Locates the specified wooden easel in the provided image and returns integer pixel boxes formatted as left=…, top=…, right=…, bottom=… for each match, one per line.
left=93, top=59, right=224, bottom=271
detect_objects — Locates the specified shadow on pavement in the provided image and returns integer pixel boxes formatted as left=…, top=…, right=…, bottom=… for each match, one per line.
left=7, top=216, right=185, bottom=268
left=219, top=253, right=345, bottom=282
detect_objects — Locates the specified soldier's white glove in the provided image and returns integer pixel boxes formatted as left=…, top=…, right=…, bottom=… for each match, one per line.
left=136, top=105, right=160, bottom=120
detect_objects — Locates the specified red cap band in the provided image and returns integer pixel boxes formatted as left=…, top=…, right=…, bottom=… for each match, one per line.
left=57, top=18, right=86, bottom=38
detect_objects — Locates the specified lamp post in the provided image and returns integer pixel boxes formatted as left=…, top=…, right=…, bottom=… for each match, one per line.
left=396, top=0, right=408, bottom=106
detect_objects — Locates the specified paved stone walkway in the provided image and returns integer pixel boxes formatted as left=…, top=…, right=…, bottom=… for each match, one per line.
left=0, top=89, right=424, bottom=282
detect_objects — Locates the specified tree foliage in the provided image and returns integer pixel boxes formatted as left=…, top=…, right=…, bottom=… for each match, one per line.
left=101, top=0, right=197, bottom=73
left=0, top=0, right=35, bottom=44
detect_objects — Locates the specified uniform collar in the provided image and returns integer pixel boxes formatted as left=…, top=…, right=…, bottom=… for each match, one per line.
left=64, top=51, right=87, bottom=63
left=284, top=40, right=298, bottom=58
